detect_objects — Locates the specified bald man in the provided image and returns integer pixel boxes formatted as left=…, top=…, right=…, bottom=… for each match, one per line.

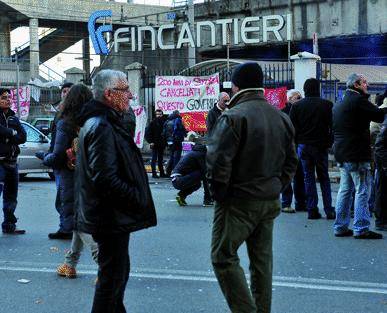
left=206, top=92, right=230, bottom=136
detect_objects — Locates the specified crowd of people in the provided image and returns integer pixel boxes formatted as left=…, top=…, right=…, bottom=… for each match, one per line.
left=0, top=62, right=386, bottom=312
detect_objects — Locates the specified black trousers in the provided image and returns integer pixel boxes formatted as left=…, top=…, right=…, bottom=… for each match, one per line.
left=375, top=167, right=387, bottom=227
left=151, top=147, right=165, bottom=175
left=91, top=233, right=130, bottom=313
left=172, top=170, right=212, bottom=201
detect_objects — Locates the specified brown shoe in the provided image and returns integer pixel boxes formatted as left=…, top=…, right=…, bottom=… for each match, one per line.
left=57, top=263, right=77, bottom=278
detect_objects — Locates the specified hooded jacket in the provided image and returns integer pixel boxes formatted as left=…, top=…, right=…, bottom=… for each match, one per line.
left=333, top=88, right=387, bottom=163
left=0, top=109, right=26, bottom=162
left=74, top=99, right=157, bottom=234
left=206, top=89, right=298, bottom=202
left=172, top=143, right=207, bottom=178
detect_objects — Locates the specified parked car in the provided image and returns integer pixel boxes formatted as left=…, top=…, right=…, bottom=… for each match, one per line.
left=18, top=121, right=54, bottom=180
left=31, top=117, right=54, bottom=136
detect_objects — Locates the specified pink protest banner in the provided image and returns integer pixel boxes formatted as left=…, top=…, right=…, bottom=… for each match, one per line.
left=264, top=86, right=287, bottom=110
left=10, top=86, right=31, bottom=121
left=154, top=74, right=220, bottom=114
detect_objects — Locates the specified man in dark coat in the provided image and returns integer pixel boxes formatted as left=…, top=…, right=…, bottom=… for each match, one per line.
left=206, top=92, right=230, bottom=137
left=333, top=73, right=387, bottom=239
left=163, top=110, right=187, bottom=176
left=171, top=138, right=212, bottom=206
left=374, top=115, right=387, bottom=231
left=289, top=78, right=335, bottom=220
left=145, top=109, right=167, bottom=178
left=75, top=70, right=157, bottom=312
left=0, top=88, right=27, bottom=234
left=207, top=63, right=298, bottom=313
left=281, top=89, right=306, bottom=213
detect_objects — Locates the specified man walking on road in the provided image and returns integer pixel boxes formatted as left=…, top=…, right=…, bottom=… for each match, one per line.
left=207, top=63, right=298, bottom=313
left=289, top=78, right=336, bottom=220
left=75, top=70, right=157, bottom=312
left=145, top=109, right=167, bottom=178
left=0, top=88, right=27, bottom=234
left=333, top=73, right=387, bottom=239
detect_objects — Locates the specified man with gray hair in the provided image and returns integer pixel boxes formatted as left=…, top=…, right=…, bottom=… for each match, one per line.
left=75, top=69, right=157, bottom=312
left=333, top=73, right=387, bottom=239
left=206, top=91, right=230, bottom=136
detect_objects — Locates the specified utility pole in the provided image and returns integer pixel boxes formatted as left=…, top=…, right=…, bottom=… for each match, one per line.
left=187, top=0, right=195, bottom=67
left=15, top=48, right=20, bottom=118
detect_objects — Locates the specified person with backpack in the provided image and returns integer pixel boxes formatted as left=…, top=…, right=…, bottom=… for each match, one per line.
left=163, top=110, right=187, bottom=176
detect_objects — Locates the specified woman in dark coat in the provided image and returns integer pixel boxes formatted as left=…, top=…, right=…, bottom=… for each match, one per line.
left=43, top=84, right=93, bottom=239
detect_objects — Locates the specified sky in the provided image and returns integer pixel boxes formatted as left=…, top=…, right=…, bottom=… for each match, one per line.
left=10, top=0, right=176, bottom=80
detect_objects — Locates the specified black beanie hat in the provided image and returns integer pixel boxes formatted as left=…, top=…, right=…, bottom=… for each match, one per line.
left=303, top=78, right=320, bottom=97
left=231, top=62, right=264, bottom=90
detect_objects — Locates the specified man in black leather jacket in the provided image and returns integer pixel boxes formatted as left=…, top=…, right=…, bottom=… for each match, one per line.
left=74, top=70, right=157, bottom=312
left=0, top=88, right=27, bottom=234
left=206, top=63, right=297, bottom=313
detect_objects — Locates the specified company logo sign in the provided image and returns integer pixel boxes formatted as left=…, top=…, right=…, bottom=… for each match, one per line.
left=88, top=10, right=113, bottom=55
left=88, top=10, right=292, bottom=55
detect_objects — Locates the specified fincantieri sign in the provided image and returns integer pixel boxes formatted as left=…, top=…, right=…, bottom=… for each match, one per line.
left=88, top=10, right=292, bottom=55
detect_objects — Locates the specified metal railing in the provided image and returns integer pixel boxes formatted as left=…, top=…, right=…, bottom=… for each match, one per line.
left=11, top=28, right=57, bottom=55
left=39, top=63, right=65, bottom=82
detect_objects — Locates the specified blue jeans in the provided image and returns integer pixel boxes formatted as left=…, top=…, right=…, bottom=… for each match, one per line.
left=297, top=144, right=334, bottom=214
left=0, top=163, right=19, bottom=232
left=334, top=162, right=371, bottom=235
left=172, top=170, right=211, bottom=201
left=281, top=161, right=306, bottom=210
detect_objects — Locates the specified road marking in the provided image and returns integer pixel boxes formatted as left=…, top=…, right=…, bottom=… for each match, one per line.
left=0, top=261, right=387, bottom=295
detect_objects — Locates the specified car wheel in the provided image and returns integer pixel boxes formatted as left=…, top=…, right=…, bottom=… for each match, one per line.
left=19, top=173, right=27, bottom=180
left=48, top=172, right=56, bottom=181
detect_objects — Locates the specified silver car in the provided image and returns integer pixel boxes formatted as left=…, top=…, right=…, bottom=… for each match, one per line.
left=18, top=121, right=54, bottom=179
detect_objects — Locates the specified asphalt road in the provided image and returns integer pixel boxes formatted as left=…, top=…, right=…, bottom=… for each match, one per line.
left=0, top=175, right=386, bottom=313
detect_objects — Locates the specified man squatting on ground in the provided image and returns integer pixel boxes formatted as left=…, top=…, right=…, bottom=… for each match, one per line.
left=172, top=136, right=213, bottom=207
left=207, top=62, right=298, bottom=313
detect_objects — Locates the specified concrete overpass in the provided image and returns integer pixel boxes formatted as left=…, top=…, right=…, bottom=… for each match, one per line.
left=0, top=0, right=169, bottom=79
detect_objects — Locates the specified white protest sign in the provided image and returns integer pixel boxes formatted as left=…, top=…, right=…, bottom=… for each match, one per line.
left=130, top=94, right=147, bottom=149
left=154, top=74, right=220, bottom=114
left=10, top=86, right=31, bottom=121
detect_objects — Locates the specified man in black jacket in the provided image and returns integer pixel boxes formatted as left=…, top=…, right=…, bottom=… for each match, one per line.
left=0, top=88, right=27, bottom=234
left=290, top=78, right=335, bottom=220
left=207, top=63, right=298, bottom=313
left=75, top=70, right=157, bottom=312
left=206, top=91, right=230, bottom=137
left=171, top=139, right=212, bottom=206
left=374, top=116, right=387, bottom=231
left=145, top=109, right=167, bottom=178
left=333, top=73, right=387, bottom=239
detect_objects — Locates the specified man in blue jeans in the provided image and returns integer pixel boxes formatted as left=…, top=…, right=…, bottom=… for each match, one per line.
left=0, top=88, right=27, bottom=234
left=290, top=79, right=335, bottom=219
left=333, top=73, right=387, bottom=239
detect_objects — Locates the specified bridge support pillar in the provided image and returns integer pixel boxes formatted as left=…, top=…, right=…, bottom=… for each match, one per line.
left=29, top=18, right=40, bottom=79
left=290, top=51, right=321, bottom=97
left=0, top=20, right=11, bottom=58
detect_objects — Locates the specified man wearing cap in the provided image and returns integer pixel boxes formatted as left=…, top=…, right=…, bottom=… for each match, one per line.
left=207, top=63, right=298, bottom=313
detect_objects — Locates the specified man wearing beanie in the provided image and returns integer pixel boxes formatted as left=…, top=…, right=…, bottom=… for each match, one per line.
left=289, top=78, right=336, bottom=220
left=207, top=62, right=298, bottom=313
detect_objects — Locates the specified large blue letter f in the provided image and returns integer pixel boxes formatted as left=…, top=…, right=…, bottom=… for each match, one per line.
left=88, top=10, right=113, bottom=55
